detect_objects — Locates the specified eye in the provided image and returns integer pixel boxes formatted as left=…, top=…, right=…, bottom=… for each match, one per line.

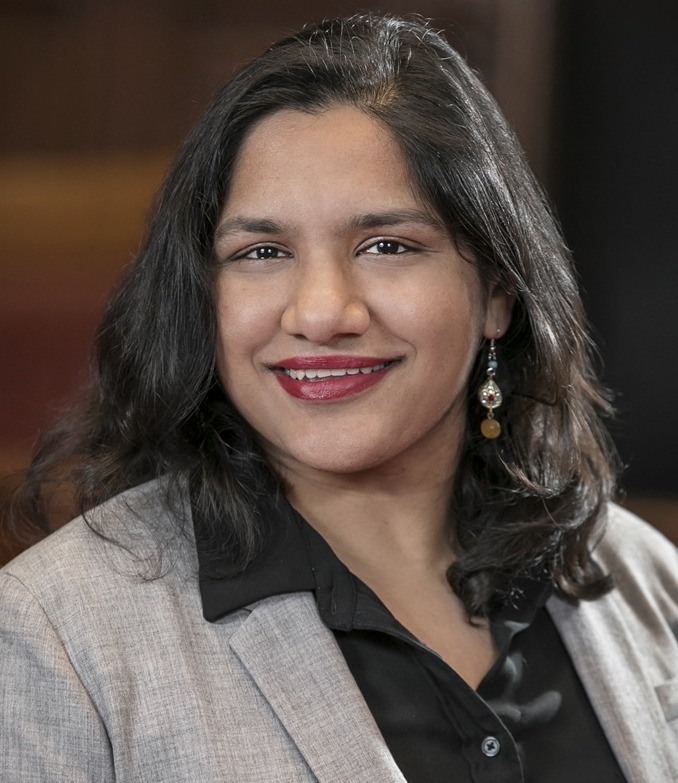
left=362, top=239, right=410, bottom=256
left=234, top=244, right=291, bottom=261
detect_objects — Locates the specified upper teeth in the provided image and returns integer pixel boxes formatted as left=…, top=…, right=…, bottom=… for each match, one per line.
left=285, top=363, right=387, bottom=381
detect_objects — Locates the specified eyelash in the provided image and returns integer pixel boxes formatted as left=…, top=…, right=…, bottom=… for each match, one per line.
left=360, top=239, right=411, bottom=256
left=234, top=245, right=290, bottom=261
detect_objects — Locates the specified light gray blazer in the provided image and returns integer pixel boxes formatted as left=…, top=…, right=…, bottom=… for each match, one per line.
left=1, top=481, right=678, bottom=782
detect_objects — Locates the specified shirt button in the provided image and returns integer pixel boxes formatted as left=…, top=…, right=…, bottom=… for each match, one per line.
left=481, top=736, right=501, bottom=757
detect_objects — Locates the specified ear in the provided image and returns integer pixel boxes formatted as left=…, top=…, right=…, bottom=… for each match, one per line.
left=483, top=286, right=514, bottom=339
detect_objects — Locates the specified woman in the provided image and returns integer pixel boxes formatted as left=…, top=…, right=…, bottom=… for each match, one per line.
left=1, top=14, right=677, bottom=783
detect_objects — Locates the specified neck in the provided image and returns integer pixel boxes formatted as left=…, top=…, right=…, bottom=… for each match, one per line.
left=274, top=444, right=460, bottom=580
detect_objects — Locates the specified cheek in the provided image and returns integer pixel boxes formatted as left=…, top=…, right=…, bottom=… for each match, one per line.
left=215, top=280, right=278, bottom=358
left=379, top=271, right=486, bottom=356
left=214, top=282, right=268, bottom=392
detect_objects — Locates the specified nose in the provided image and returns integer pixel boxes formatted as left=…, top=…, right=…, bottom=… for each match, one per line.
left=280, top=254, right=370, bottom=343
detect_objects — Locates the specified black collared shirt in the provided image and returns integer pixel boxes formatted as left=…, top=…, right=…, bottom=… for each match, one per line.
left=197, top=494, right=627, bottom=783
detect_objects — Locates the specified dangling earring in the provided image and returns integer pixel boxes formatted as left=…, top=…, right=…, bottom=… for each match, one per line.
left=478, top=338, right=503, bottom=439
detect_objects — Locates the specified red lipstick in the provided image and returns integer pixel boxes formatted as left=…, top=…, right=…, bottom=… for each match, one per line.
left=272, top=355, right=398, bottom=401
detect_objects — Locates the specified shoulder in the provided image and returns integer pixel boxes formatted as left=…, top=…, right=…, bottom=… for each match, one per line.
left=587, top=503, right=678, bottom=623
left=595, top=503, right=678, bottom=583
left=0, top=478, right=197, bottom=623
left=0, top=479, right=211, bottom=711
left=548, top=502, right=678, bottom=667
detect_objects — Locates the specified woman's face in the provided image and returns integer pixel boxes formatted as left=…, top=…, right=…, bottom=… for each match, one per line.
left=213, top=106, right=511, bottom=480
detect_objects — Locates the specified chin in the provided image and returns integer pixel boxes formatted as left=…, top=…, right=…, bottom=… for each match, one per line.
left=274, top=438, right=407, bottom=478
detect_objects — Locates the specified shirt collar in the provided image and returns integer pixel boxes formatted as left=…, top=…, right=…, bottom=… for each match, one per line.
left=194, top=491, right=315, bottom=622
left=194, top=489, right=360, bottom=627
left=193, top=489, right=551, bottom=635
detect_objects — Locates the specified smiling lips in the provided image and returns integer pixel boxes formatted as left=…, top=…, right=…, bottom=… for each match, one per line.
left=272, top=356, right=398, bottom=401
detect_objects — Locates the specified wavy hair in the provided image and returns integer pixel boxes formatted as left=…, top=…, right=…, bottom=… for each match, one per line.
left=5, top=14, right=617, bottom=616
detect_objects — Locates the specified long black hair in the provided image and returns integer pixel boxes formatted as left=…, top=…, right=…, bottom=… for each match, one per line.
left=6, top=14, right=617, bottom=616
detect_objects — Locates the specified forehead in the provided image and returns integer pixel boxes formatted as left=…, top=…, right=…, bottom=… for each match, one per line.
left=237, top=105, right=401, bottom=163
left=221, top=106, right=426, bottom=221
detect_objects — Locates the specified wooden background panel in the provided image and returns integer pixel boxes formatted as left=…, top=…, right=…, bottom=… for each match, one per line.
left=0, top=0, right=548, bottom=153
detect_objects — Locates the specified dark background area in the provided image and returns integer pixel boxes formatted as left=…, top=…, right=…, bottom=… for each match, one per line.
left=1, top=0, right=675, bottom=546
left=554, top=0, right=677, bottom=496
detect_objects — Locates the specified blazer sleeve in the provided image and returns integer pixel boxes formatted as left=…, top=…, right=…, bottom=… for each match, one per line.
left=0, top=572, right=115, bottom=783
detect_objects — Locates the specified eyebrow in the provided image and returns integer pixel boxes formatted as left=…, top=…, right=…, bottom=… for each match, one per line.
left=213, top=209, right=446, bottom=243
left=214, top=217, right=283, bottom=242
left=349, top=209, right=445, bottom=232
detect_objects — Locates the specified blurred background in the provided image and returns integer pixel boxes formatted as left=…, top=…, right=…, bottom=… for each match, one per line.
left=1, top=0, right=676, bottom=553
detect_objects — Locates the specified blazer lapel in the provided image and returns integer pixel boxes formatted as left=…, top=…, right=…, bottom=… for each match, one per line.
left=547, top=594, right=678, bottom=783
left=229, top=592, right=406, bottom=783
